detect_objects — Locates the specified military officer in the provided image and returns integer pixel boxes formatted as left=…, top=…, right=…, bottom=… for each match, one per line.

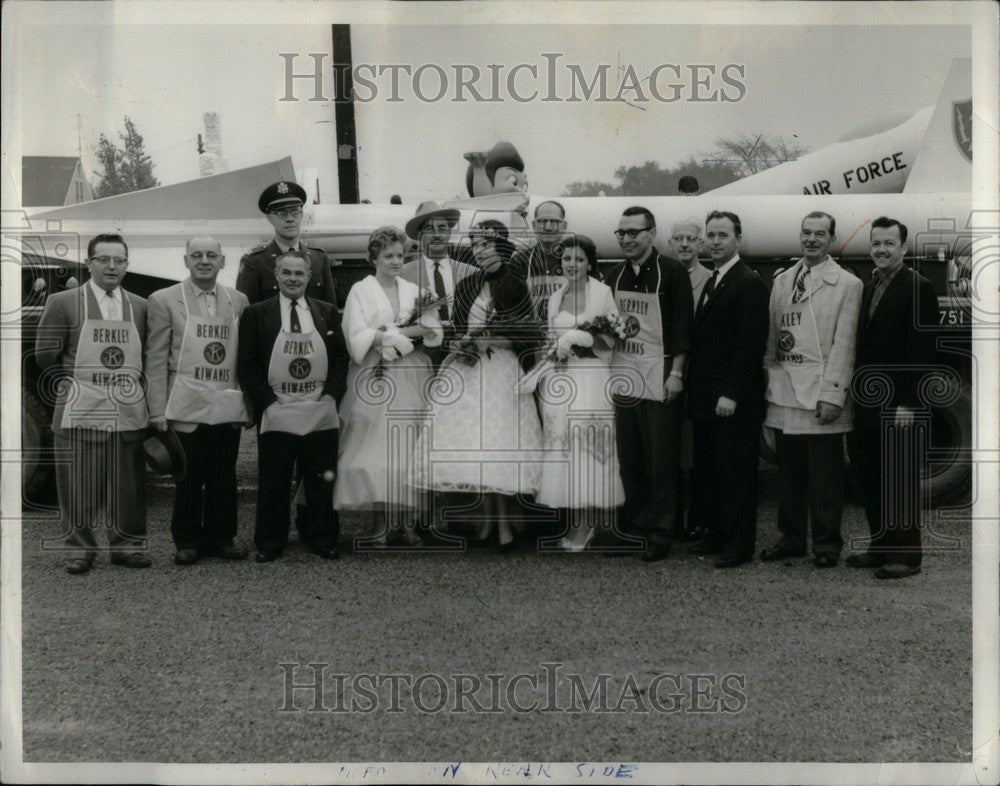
left=237, top=181, right=339, bottom=307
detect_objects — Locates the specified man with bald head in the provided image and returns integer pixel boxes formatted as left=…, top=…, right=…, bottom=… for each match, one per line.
left=146, top=237, right=251, bottom=565
left=667, top=218, right=711, bottom=541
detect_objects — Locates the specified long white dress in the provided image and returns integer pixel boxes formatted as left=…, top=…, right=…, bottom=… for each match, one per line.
left=535, top=278, right=625, bottom=510
left=409, top=284, right=543, bottom=496
left=334, top=275, right=438, bottom=511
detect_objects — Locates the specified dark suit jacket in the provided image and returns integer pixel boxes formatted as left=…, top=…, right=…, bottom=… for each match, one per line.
left=687, top=260, right=769, bottom=421
left=236, top=296, right=349, bottom=423
left=34, top=284, right=149, bottom=440
left=853, top=265, right=938, bottom=427
left=236, top=240, right=338, bottom=307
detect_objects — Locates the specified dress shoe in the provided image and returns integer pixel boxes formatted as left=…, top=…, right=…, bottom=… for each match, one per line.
left=681, top=526, right=705, bottom=543
left=874, top=563, right=921, bottom=580
left=65, top=558, right=93, bottom=575
left=110, top=553, right=152, bottom=568
left=640, top=545, right=671, bottom=563
left=203, top=542, right=248, bottom=560
left=254, top=550, right=281, bottom=563
left=311, top=546, right=341, bottom=560
left=813, top=553, right=839, bottom=569
left=759, top=544, right=806, bottom=562
left=714, top=554, right=752, bottom=568
left=688, top=539, right=722, bottom=555
left=174, top=548, right=200, bottom=566
left=845, top=552, right=884, bottom=569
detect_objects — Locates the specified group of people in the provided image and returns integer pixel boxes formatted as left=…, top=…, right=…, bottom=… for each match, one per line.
left=35, top=180, right=937, bottom=580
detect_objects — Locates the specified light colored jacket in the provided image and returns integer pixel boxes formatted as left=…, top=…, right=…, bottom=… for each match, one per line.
left=764, top=256, right=863, bottom=434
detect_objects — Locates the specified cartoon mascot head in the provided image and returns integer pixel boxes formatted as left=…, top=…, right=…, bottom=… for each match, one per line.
left=464, top=141, right=528, bottom=198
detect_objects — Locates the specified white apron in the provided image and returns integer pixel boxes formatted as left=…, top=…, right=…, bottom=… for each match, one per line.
left=165, top=285, right=249, bottom=425
left=260, top=324, right=339, bottom=436
left=529, top=272, right=567, bottom=322
left=61, top=291, right=147, bottom=431
left=612, top=263, right=666, bottom=402
left=766, top=273, right=825, bottom=410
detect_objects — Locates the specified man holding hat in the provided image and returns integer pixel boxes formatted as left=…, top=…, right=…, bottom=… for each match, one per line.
left=34, top=233, right=151, bottom=574
left=400, top=201, right=478, bottom=360
left=237, top=181, right=338, bottom=307
left=146, top=236, right=251, bottom=565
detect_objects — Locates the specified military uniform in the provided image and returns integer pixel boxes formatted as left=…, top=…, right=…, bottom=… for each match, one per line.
left=237, top=241, right=338, bottom=307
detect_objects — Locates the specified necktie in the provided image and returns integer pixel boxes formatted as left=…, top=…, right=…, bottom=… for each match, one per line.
left=792, top=268, right=808, bottom=304
left=290, top=298, right=302, bottom=333
left=433, top=262, right=449, bottom=321
left=205, top=290, right=217, bottom=317
left=105, top=291, right=120, bottom=321
left=695, top=270, right=718, bottom=320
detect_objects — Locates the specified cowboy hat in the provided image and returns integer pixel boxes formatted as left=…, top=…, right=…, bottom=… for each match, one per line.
left=405, top=201, right=460, bottom=240
left=143, top=428, right=187, bottom=482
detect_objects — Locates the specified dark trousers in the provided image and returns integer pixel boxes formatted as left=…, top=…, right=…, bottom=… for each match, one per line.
left=775, top=431, right=844, bottom=556
left=55, top=430, right=147, bottom=560
left=172, top=424, right=241, bottom=550
left=692, top=416, right=761, bottom=559
left=847, top=420, right=925, bottom=567
left=256, top=428, right=340, bottom=554
left=614, top=395, right=683, bottom=548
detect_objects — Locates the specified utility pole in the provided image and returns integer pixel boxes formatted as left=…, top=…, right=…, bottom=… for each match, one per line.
left=332, top=24, right=360, bottom=204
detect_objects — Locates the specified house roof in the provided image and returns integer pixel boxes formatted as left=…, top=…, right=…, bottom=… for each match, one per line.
left=22, top=156, right=82, bottom=207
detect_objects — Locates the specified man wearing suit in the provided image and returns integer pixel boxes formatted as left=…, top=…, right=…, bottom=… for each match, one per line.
left=236, top=181, right=338, bottom=307
left=35, top=234, right=151, bottom=574
left=667, top=217, right=711, bottom=542
left=847, top=216, right=938, bottom=579
left=687, top=211, right=769, bottom=568
left=760, top=212, right=863, bottom=568
left=145, top=236, right=251, bottom=565
left=608, top=206, right=694, bottom=562
left=237, top=251, right=349, bottom=562
left=400, top=201, right=478, bottom=363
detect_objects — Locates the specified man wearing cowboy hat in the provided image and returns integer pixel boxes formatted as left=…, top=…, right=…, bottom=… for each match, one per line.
left=237, top=181, right=339, bottom=307
left=400, top=201, right=478, bottom=357
left=34, top=233, right=152, bottom=574
left=146, top=236, right=252, bottom=566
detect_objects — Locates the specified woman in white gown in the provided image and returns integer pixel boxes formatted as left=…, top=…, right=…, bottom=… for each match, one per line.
left=334, top=226, right=442, bottom=546
left=409, top=221, right=543, bottom=551
left=536, top=234, right=625, bottom=550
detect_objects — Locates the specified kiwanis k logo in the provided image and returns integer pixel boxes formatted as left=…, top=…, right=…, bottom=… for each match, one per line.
left=778, top=330, right=795, bottom=352
left=203, top=342, right=226, bottom=365
left=288, top=357, right=312, bottom=379
left=100, top=346, right=124, bottom=369
left=624, top=315, right=641, bottom=338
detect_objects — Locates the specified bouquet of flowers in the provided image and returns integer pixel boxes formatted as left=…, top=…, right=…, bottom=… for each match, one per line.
left=372, top=290, right=448, bottom=379
left=449, top=324, right=495, bottom=366
left=544, top=312, right=629, bottom=363
left=398, top=290, right=449, bottom=332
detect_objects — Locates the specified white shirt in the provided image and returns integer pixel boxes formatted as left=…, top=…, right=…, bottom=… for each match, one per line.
left=89, top=279, right=122, bottom=321
left=423, top=255, right=456, bottom=298
left=278, top=292, right=316, bottom=334
left=186, top=279, right=218, bottom=317
left=712, top=253, right=741, bottom=283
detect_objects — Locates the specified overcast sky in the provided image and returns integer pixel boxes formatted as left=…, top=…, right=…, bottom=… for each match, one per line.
left=15, top=6, right=970, bottom=204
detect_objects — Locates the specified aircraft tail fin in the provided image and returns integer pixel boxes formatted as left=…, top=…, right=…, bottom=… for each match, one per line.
left=33, top=157, right=297, bottom=220
left=903, top=58, right=972, bottom=194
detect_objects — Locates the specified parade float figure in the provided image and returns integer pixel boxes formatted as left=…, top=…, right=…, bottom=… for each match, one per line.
left=464, top=141, right=529, bottom=198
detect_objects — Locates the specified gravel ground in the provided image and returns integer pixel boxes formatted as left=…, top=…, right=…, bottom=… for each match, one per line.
left=19, top=431, right=972, bottom=763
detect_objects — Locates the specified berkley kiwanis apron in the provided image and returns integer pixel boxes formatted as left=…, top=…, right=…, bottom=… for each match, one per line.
left=260, top=315, right=339, bottom=436
left=766, top=267, right=825, bottom=410
left=164, top=285, right=249, bottom=425
left=61, top=289, right=147, bottom=431
left=529, top=272, right=566, bottom=322
left=613, top=262, right=666, bottom=402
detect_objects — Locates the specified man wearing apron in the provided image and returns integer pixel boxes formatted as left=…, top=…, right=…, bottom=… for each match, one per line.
left=146, top=237, right=251, bottom=565
left=34, top=234, right=151, bottom=574
left=608, top=206, right=693, bottom=562
left=761, top=212, right=863, bottom=568
left=237, top=252, right=348, bottom=562
left=509, top=200, right=568, bottom=322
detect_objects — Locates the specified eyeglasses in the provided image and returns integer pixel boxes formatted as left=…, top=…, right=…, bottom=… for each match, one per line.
left=614, top=228, right=650, bottom=239
left=90, top=255, right=128, bottom=266
left=270, top=208, right=303, bottom=219
left=534, top=218, right=565, bottom=228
